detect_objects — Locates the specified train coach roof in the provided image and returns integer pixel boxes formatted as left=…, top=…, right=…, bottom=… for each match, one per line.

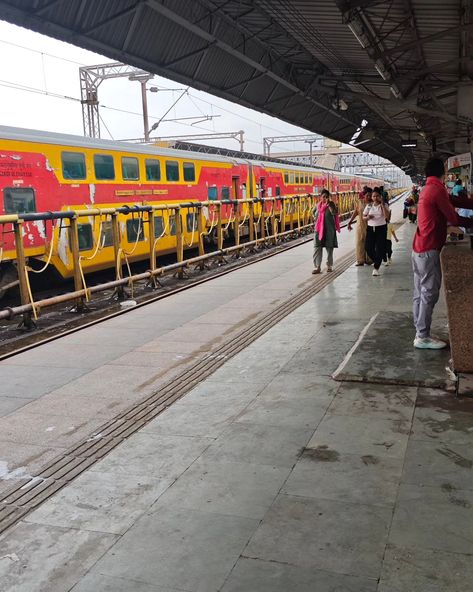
left=0, top=125, right=384, bottom=183
left=0, top=125, right=323, bottom=172
left=0, top=125, right=249, bottom=165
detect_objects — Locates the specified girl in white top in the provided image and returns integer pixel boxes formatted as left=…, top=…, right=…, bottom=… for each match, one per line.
left=363, top=199, right=389, bottom=227
left=363, top=188, right=390, bottom=275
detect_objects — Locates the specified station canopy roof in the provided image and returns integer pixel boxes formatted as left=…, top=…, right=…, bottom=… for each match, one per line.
left=1, top=0, right=472, bottom=177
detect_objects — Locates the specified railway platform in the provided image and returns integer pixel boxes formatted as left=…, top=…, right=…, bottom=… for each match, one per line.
left=1, top=202, right=473, bottom=591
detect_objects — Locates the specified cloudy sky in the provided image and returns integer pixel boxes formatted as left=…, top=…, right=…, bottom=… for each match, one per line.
left=0, top=20, right=325, bottom=155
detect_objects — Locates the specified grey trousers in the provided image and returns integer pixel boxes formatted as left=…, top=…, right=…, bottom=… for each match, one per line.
left=412, top=250, right=442, bottom=338
left=313, top=242, right=334, bottom=268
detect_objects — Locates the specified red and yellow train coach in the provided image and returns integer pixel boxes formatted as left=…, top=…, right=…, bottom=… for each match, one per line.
left=0, top=126, right=385, bottom=288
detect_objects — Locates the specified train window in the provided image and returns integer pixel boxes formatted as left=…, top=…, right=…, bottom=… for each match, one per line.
left=126, top=218, right=145, bottom=243
left=208, top=186, right=218, bottom=200
left=289, top=173, right=294, bottom=184
left=154, top=216, right=164, bottom=238
left=94, top=154, right=115, bottom=180
left=121, top=157, right=139, bottom=181
left=166, top=160, right=180, bottom=182
left=221, top=186, right=230, bottom=200
left=145, top=159, right=161, bottom=181
left=183, top=162, right=195, bottom=182
left=168, top=214, right=176, bottom=236
left=187, top=212, right=198, bottom=232
left=275, top=185, right=281, bottom=196
left=284, top=172, right=289, bottom=184
left=3, top=187, right=36, bottom=214
left=305, top=175, right=309, bottom=184
left=295, top=174, right=300, bottom=184
left=77, top=223, right=93, bottom=251
left=100, top=221, right=114, bottom=247
left=62, top=151, right=86, bottom=180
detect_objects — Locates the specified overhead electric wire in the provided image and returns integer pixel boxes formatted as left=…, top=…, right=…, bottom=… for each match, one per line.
left=1, top=33, right=300, bottom=138
left=0, top=37, right=310, bottom=143
left=0, top=38, right=86, bottom=66
left=0, top=78, right=215, bottom=132
left=0, top=78, right=262, bottom=147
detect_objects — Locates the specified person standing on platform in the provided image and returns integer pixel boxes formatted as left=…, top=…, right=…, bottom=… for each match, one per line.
left=383, top=222, right=399, bottom=265
left=403, top=194, right=411, bottom=219
left=408, top=198, right=418, bottom=223
left=312, top=188, right=340, bottom=274
left=380, top=185, right=389, bottom=205
left=348, top=187, right=372, bottom=266
left=412, top=157, right=473, bottom=349
left=363, top=187, right=389, bottom=276
left=452, top=178, right=466, bottom=197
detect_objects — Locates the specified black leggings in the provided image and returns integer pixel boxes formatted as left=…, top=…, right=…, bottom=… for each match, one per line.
left=365, top=225, right=387, bottom=270
left=383, top=239, right=393, bottom=262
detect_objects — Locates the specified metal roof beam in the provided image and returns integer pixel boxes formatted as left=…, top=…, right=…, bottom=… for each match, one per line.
left=143, top=0, right=357, bottom=128
left=33, top=0, right=65, bottom=16
left=82, top=3, right=141, bottom=35
left=338, top=0, right=387, bottom=14
left=163, top=42, right=216, bottom=69
left=313, top=80, right=467, bottom=126
left=224, top=71, right=267, bottom=93
left=381, top=22, right=473, bottom=58
left=121, top=2, right=145, bottom=53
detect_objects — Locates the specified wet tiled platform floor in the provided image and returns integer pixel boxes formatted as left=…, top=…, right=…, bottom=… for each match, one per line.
left=1, top=208, right=472, bottom=592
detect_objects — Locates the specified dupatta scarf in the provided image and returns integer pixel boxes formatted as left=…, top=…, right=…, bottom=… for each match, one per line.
left=315, top=200, right=341, bottom=241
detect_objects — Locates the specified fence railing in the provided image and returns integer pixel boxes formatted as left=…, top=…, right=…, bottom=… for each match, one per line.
left=0, top=190, right=404, bottom=328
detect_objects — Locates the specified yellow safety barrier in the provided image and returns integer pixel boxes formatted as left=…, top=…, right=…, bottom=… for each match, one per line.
left=0, top=191, right=408, bottom=327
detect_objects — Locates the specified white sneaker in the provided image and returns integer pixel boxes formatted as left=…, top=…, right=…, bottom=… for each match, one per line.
left=372, top=269, right=379, bottom=276
left=413, top=336, right=447, bottom=350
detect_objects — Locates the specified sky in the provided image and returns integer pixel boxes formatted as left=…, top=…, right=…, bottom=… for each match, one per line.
left=0, top=20, right=326, bottom=155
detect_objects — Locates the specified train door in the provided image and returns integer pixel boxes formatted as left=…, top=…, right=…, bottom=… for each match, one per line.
left=232, top=176, right=239, bottom=199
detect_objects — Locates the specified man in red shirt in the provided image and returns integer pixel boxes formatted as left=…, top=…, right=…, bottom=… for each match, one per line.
left=412, top=157, right=473, bottom=349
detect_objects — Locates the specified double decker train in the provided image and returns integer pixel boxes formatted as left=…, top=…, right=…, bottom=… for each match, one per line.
left=0, top=126, right=387, bottom=292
